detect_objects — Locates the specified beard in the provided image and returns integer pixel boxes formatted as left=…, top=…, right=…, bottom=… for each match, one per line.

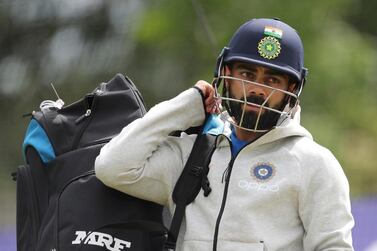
left=226, top=88, right=285, bottom=131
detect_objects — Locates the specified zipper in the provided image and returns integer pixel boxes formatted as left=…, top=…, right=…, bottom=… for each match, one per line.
left=71, top=94, right=96, bottom=150
left=53, top=170, right=95, bottom=250
left=212, top=134, right=256, bottom=251
left=212, top=157, right=235, bottom=251
left=74, top=109, right=91, bottom=124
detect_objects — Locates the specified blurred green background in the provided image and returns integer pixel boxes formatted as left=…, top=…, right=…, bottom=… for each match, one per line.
left=1, top=0, right=376, bottom=249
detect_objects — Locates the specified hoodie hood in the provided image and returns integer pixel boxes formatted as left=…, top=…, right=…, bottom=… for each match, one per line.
left=214, top=105, right=312, bottom=148
left=259, top=104, right=312, bottom=144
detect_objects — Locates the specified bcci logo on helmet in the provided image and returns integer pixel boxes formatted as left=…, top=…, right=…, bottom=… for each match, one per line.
left=258, top=36, right=281, bottom=60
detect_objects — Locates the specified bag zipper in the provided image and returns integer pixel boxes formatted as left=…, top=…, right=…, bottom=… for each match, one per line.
left=74, top=109, right=92, bottom=124
left=71, top=94, right=96, bottom=150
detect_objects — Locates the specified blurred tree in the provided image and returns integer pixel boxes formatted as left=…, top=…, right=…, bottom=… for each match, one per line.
left=346, top=0, right=377, bottom=37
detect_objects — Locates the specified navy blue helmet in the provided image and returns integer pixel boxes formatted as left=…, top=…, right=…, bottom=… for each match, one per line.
left=216, top=18, right=307, bottom=85
left=214, top=18, right=308, bottom=132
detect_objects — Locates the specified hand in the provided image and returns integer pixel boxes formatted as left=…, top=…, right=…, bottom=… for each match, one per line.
left=194, top=80, right=222, bottom=114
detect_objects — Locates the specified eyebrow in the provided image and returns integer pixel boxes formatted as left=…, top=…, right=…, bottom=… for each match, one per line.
left=236, top=63, right=257, bottom=72
left=236, top=63, right=287, bottom=77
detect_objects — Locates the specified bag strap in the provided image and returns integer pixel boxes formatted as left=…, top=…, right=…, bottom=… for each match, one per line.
left=165, top=132, right=217, bottom=250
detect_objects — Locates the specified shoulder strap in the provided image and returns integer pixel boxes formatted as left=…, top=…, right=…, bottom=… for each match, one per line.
left=165, top=132, right=217, bottom=250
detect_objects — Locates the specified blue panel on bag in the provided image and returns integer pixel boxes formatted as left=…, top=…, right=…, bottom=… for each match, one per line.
left=22, top=119, right=56, bottom=164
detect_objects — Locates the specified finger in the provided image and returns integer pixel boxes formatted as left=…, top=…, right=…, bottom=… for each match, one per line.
left=207, top=99, right=221, bottom=114
left=205, top=89, right=216, bottom=105
left=206, top=98, right=216, bottom=109
left=205, top=97, right=214, bottom=108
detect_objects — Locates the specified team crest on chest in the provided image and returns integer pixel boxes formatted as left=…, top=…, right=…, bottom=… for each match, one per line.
left=250, top=162, right=276, bottom=182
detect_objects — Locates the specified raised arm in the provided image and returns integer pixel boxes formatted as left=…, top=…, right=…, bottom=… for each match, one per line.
left=95, top=87, right=207, bottom=208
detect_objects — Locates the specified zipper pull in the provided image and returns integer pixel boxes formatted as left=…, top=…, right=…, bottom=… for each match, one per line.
left=221, top=158, right=235, bottom=183
left=221, top=166, right=229, bottom=183
left=75, top=109, right=91, bottom=124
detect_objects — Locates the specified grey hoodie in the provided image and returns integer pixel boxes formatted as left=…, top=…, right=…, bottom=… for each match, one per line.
left=95, top=88, right=354, bottom=251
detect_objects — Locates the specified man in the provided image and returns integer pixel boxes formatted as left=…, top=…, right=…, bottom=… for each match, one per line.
left=95, top=18, right=354, bottom=250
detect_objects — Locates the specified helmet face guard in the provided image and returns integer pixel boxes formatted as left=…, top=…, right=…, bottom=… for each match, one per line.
left=213, top=75, right=299, bottom=132
left=213, top=18, right=307, bottom=132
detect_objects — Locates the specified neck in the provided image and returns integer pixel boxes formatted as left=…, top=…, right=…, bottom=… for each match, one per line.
left=235, top=127, right=266, bottom=142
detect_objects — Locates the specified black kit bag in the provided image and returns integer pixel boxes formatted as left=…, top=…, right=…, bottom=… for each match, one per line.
left=15, top=74, right=167, bottom=251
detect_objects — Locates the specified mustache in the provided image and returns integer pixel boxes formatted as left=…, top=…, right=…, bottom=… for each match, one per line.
left=245, top=95, right=269, bottom=107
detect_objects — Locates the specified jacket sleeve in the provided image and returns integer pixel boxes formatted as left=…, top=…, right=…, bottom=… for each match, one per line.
left=298, top=147, right=354, bottom=250
left=95, top=88, right=206, bottom=208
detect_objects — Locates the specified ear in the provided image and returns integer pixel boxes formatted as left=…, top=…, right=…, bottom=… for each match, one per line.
left=224, top=65, right=231, bottom=76
left=223, top=65, right=232, bottom=88
left=288, top=82, right=298, bottom=93
left=287, top=82, right=299, bottom=108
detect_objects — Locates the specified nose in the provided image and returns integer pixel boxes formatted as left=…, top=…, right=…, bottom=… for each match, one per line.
left=246, top=69, right=267, bottom=97
left=247, top=80, right=266, bottom=97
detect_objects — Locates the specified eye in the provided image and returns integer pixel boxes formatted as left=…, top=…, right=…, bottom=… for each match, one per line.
left=265, top=76, right=281, bottom=85
left=239, top=70, right=255, bottom=80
